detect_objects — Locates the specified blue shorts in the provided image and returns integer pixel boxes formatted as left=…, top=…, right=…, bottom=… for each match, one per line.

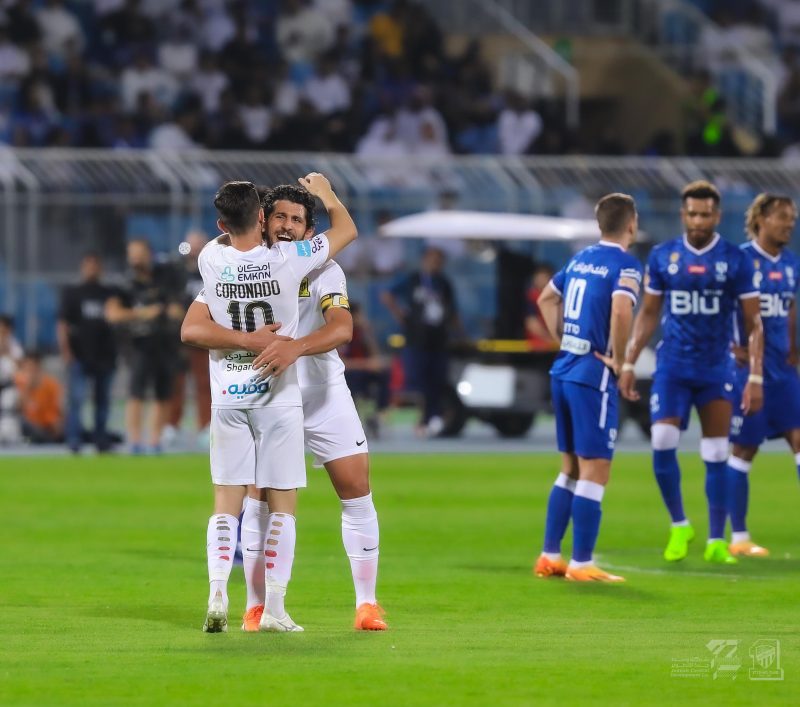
left=551, top=377, right=618, bottom=460
left=730, top=367, right=800, bottom=446
left=650, top=369, right=736, bottom=430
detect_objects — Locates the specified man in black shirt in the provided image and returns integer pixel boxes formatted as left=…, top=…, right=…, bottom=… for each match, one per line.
left=381, top=247, right=460, bottom=436
left=106, top=240, right=184, bottom=453
left=58, top=253, right=119, bottom=452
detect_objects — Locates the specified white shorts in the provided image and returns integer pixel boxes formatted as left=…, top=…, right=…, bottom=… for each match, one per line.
left=302, top=382, right=368, bottom=467
left=210, top=406, right=306, bottom=489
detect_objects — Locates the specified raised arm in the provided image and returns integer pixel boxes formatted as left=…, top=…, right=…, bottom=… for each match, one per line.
left=536, top=282, right=564, bottom=341
left=180, top=300, right=287, bottom=351
left=299, top=172, right=357, bottom=258
left=618, top=291, right=662, bottom=400
left=739, top=295, right=764, bottom=414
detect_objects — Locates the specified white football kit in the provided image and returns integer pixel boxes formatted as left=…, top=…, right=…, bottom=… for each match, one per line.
left=296, top=260, right=368, bottom=466
left=197, top=233, right=330, bottom=488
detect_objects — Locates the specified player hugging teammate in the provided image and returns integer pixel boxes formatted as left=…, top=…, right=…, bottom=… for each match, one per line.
left=534, top=180, right=798, bottom=580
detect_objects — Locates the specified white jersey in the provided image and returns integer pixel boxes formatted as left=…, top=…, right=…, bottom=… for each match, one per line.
left=197, top=232, right=330, bottom=409
left=296, top=259, right=348, bottom=388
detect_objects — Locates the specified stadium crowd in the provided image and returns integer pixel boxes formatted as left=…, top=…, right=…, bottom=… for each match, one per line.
left=0, top=0, right=798, bottom=156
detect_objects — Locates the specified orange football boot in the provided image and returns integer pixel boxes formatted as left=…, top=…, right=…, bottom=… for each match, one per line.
left=534, top=554, right=568, bottom=578
left=354, top=603, right=387, bottom=631
left=241, top=604, right=264, bottom=632
left=565, top=565, right=625, bottom=582
left=729, top=540, right=770, bottom=557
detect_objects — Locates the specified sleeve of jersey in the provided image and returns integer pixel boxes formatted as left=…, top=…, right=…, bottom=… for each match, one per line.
left=317, top=262, right=350, bottom=314
left=290, top=233, right=331, bottom=277
left=613, top=261, right=643, bottom=305
left=644, top=249, right=664, bottom=295
left=549, top=268, right=566, bottom=296
left=195, top=289, right=207, bottom=304
left=734, top=252, right=759, bottom=299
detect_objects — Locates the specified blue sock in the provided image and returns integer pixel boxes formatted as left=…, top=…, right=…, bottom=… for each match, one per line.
left=543, top=476, right=575, bottom=554
left=653, top=449, right=686, bottom=522
left=571, top=481, right=604, bottom=563
left=705, top=461, right=727, bottom=539
left=726, top=458, right=750, bottom=534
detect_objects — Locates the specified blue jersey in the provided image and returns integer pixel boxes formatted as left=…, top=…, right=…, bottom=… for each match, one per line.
left=550, top=241, right=643, bottom=391
left=734, top=242, right=798, bottom=383
left=646, top=234, right=758, bottom=381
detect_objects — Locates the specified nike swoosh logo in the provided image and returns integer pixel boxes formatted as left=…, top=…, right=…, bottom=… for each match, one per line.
left=356, top=439, right=366, bottom=446
left=245, top=547, right=262, bottom=553
left=363, top=545, right=378, bottom=552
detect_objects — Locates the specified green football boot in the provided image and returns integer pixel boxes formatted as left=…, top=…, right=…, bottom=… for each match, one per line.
left=704, top=539, right=738, bottom=565
left=663, top=523, right=695, bottom=561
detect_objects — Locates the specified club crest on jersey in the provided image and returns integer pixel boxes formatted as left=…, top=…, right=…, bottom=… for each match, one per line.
left=688, top=264, right=706, bottom=275
left=715, top=261, right=728, bottom=282
left=299, top=277, right=310, bottom=297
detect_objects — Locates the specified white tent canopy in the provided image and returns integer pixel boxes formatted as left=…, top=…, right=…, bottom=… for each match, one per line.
left=378, top=210, right=601, bottom=241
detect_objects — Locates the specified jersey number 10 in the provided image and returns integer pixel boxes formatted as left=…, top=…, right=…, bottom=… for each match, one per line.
left=564, top=278, right=587, bottom=319
left=227, top=300, right=275, bottom=332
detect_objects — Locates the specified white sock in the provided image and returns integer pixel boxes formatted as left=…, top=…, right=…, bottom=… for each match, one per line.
left=731, top=531, right=751, bottom=544
left=341, top=493, right=379, bottom=607
left=265, top=513, right=296, bottom=619
left=671, top=519, right=691, bottom=528
left=241, top=498, right=270, bottom=609
left=207, top=513, right=238, bottom=609
left=542, top=552, right=562, bottom=562
left=568, top=559, right=593, bottom=569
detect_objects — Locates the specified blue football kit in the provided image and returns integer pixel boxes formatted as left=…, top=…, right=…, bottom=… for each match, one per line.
left=645, top=233, right=758, bottom=428
left=549, top=240, right=643, bottom=459
left=731, top=241, right=800, bottom=445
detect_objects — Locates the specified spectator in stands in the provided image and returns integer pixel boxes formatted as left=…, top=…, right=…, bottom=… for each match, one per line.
left=497, top=90, right=543, bottom=155
left=189, top=52, right=230, bottom=114
left=106, top=239, right=184, bottom=454
left=275, top=0, right=334, bottom=67
left=148, top=106, right=200, bottom=150
left=381, top=246, right=461, bottom=437
left=36, top=0, right=85, bottom=59
left=304, top=52, right=352, bottom=116
left=15, top=351, right=63, bottom=444
left=238, top=85, right=272, bottom=149
left=340, top=302, right=391, bottom=438
left=166, top=231, right=210, bottom=447
left=58, top=253, right=120, bottom=453
left=120, top=51, right=177, bottom=113
left=101, top=0, right=157, bottom=62
left=0, top=24, right=31, bottom=81
left=0, top=316, right=23, bottom=445
left=396, top=85, right=448, bottom=152
left=9, top=80, right=59, bottom=147
left=158, top=24, right=198, bottom=80
left=524, top=264, right=559, bottom=351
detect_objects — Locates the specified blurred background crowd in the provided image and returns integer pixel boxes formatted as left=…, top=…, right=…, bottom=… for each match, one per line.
left=2, top=0, right=800, bottom=451
left=2, top=0, right=800, bottom=156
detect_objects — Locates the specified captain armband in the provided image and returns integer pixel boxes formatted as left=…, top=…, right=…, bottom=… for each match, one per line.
left=320, top=292, right=350, bottom=313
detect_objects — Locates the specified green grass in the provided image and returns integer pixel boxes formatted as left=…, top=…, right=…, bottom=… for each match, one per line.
left=1, top=452, right=799, bottom=706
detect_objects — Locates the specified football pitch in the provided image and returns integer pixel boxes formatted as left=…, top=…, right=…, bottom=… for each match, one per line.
left=2, top=452, right=799, bottom=706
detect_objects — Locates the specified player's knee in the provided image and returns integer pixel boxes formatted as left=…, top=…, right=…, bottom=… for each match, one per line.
left=700, top=436, right=729, bottom=463
left=651, top=422, right=680, bottom=451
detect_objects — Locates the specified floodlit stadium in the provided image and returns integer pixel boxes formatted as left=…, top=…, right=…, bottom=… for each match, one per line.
left=2, top=1, right=800, bottom=705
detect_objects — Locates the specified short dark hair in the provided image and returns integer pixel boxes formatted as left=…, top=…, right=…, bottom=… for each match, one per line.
left=681, top=180, right=721, bottom=206
left=22, top=350, right=41, bottom=363
left=214, top=181, right=261, bottom=234
left=0, top=314, right=14, bottom=329
left=595, top=193, right=637, bottom=235
left=261, top=184, right=316, bottom=230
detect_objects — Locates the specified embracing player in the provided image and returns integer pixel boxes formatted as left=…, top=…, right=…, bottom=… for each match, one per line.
left=619, top=180, right=764, bottom=565
left=181, top=174, right=357, bottom=632
left=534, top=193, right=642, bottom=582
left=726, top=194, right=800, bottom=557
